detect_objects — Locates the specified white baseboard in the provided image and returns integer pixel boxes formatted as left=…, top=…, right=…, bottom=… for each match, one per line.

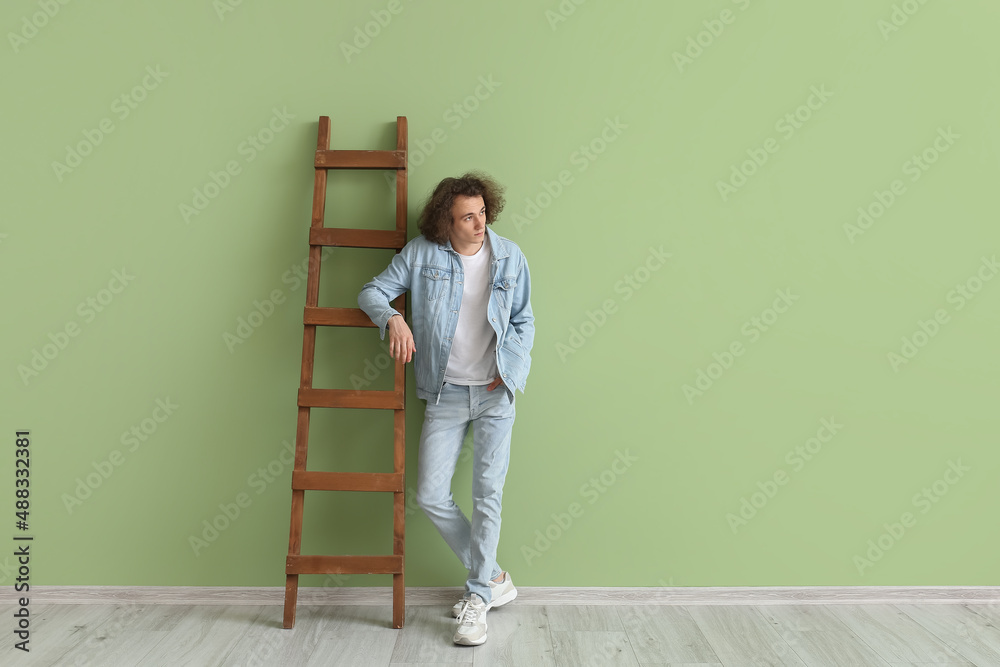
left=16, top=585, right=1000, bottom=606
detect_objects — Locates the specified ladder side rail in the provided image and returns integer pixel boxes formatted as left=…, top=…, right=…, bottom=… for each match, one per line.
left=283, top=115, right=332, bottom=629
left=391, top=115, right=408, bottom=629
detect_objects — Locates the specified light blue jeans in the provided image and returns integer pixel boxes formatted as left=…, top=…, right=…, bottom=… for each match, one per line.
left=415, top=382, right=516, bottom=603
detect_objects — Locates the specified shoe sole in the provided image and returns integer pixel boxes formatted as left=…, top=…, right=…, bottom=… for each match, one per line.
left=454, top=634, right=487, bottom=646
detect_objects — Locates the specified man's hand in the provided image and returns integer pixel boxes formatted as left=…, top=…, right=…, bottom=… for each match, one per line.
left=486, top=376, right=503, bottom=391
left=387, top=315, right=415, bottom=363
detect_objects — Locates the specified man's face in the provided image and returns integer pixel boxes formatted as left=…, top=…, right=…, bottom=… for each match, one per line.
left=449, top=194, right=486, bottom=249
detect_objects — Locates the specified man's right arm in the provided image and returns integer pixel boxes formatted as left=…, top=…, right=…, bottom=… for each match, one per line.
left=358, top=246, right=412, bottom=341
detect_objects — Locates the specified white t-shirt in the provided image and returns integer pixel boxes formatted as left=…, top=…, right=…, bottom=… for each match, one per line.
left=444, top=241, right=498, bottom=385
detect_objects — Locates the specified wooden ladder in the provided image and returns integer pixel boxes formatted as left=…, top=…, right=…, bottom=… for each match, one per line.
left=283, top=116, right=408, bottom=629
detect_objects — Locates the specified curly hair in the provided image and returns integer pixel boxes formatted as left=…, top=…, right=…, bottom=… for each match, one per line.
left=417, top=171, right=506, bottom=245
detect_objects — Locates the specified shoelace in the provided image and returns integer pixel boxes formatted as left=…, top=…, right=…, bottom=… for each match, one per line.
left=456, top=599, right=482, bottom=626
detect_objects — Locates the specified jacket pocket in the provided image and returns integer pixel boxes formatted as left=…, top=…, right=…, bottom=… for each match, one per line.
left=420, top=267, right=451, bottom=300
left=500, top=330, right=526, bottom=361
left=492, top=276, right=517, bottom=312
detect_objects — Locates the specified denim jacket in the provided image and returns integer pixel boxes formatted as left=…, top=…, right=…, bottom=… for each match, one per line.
left=358, top=227, right=534, bottom=405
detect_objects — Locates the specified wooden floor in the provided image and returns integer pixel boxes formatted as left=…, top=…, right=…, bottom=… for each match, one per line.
left=5, top=600, right=1000, bottom=666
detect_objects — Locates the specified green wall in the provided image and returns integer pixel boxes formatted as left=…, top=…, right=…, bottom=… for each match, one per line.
left=3, top=1, right=999, bottom=590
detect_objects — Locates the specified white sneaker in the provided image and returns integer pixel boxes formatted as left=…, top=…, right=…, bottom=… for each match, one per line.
left=451, top=572, right=518, bottom=617
left=453, top=593, right=488, bottom=646
left=451, top=594, right=471, bottom=618
left=487, top=571, right=517, bottom=610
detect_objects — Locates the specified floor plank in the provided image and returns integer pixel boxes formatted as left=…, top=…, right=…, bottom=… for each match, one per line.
left=218, top=604, right=318, bottom=667
left=770, top=626, right=892, bottom=666
left=828, top=604, right=973, bottom=664
left=962, top=602, right=1000, bottom=629
left=473, top=605, right=556, bottom=667
left=305, top=630, right=398, bottom=667
left=545, top=604, right=625, bottom=632
left=617, top=605, right=721, bottom=664
left=389, top=605, right=474, bottom=664
left=756, top=603, right=853, bottom=632
left=687, top=606, right=807, bottom=666
left=756, top=604, right=892, bottom=665
left=129, top=604, right=262, bottom=665
left=898, top=603, right=1000, bottom=666
left=550, top=630, right=639, bottom=667
left=47, top=603, right=177, bottom=666
left=22, top=604, right=125, bottom=666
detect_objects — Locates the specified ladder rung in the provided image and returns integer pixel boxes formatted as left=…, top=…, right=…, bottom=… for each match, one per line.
left=315, top=150, right=406, bottom=169
left=310, top=228, right=406, bottom=249
left=292, top=471, right=403, bottom=492
left=286, top=555, right=403, bottom=575
left=299, top=388, right=404, bottom=410
left=304, top=306, right=376, bottom=327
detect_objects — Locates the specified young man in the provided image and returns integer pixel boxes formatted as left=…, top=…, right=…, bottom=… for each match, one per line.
left=357, top=172, right=534, bottom=646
